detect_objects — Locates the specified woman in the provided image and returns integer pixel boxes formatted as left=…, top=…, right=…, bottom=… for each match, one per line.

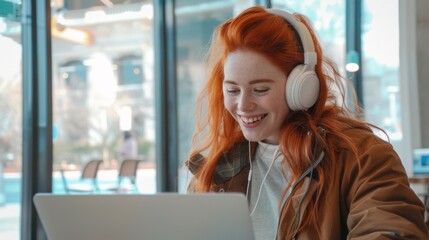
left=186, top=6, right=428, bottom=239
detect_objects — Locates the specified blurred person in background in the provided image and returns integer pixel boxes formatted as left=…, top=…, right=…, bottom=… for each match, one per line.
left=120, top=131, right=138, bottom=160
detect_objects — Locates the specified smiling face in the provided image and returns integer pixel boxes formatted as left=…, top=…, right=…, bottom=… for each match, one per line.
left=223, top=50, right=290, bottom=144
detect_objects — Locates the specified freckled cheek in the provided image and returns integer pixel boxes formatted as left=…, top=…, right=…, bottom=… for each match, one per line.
left=223, top=97, right=236, bottom=116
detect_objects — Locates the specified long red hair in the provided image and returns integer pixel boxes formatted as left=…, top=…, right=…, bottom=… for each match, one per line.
left=189, top=6, right=368, bottom=235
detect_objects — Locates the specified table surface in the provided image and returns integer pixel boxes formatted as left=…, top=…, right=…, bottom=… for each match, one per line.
left=409, top=176, right=429, bottom=184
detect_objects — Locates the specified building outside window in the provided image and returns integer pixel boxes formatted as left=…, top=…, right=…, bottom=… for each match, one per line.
left=51, top=0, right=156, bottom=195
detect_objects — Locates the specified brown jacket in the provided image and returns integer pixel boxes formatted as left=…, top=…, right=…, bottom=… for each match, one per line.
left=187, top=127, right=429, bottom=239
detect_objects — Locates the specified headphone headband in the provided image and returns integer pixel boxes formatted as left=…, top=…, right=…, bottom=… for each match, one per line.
left=266, top=8, right=320, bottom=111
left=267, top=9, right=317, bottom=68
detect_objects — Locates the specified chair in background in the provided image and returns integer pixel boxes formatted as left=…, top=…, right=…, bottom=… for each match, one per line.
left=105, top=159, right=142, bottom=193
left=60, top=159, right=103, bottom=193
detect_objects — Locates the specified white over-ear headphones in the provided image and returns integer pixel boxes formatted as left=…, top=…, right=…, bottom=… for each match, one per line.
left=267, top=9, right=320, bottom=111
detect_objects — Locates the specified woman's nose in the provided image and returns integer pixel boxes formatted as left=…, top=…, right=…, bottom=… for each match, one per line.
left=237, top=93, right=256, bottom=112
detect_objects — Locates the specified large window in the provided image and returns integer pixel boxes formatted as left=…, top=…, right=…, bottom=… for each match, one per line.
left=51, top=0, right=156, bottom=195
left=272, top=0, right=346, bottom=67
left=176, top=0, right=258, bottom=191
left=0, top=0, right=22, bottom=238
left=176, top=0, right=346, bottom=191
left=361, top=1, right=404, bottom=161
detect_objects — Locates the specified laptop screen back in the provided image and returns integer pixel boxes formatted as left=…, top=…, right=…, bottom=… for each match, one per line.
left=33, top=193, right=255, bottom=240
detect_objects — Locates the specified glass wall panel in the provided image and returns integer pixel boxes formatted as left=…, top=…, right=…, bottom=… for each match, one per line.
left=176, top=0, right=255, bottom=192
left=51, top=0, right=156, bottom=195
left=361, top=1, right=402, bottom=155
left=176, top=0, right=346, bottom=191
left=272, top=0, right=346, bottom=67
left=0, top=1, right=22, bottom=238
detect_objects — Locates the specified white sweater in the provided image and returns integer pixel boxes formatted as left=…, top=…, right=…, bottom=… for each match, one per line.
left=249, top=142, right=288, bottom=240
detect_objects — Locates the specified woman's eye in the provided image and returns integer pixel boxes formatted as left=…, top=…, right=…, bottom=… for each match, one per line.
left=226, top=89, right=239, bottom=94
left=254, top=88, right=269, bottom=93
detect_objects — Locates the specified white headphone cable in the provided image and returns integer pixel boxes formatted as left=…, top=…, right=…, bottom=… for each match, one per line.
left=246, top=141, right=253, bottom=200
left=249, top=145, right=281, bottom=216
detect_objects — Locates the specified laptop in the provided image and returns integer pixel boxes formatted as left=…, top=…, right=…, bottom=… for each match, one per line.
left=33, top=193, right=255, bottom=240
left=413, top=148, right=429, bottom=174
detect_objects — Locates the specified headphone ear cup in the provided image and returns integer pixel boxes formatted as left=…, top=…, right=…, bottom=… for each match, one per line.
left=285, top=65, right=320, bottom=111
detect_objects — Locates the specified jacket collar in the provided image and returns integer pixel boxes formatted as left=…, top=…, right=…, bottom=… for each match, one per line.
left=187, top=141, right=257, bottom=184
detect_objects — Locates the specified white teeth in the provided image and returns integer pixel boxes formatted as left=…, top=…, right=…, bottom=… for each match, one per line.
left=241, top=115, right=264, bottom=124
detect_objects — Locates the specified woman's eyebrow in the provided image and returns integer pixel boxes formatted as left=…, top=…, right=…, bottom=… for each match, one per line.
left=223, top=79, right=275, bottom=85
left=249, top=79, right=275, bottom=84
